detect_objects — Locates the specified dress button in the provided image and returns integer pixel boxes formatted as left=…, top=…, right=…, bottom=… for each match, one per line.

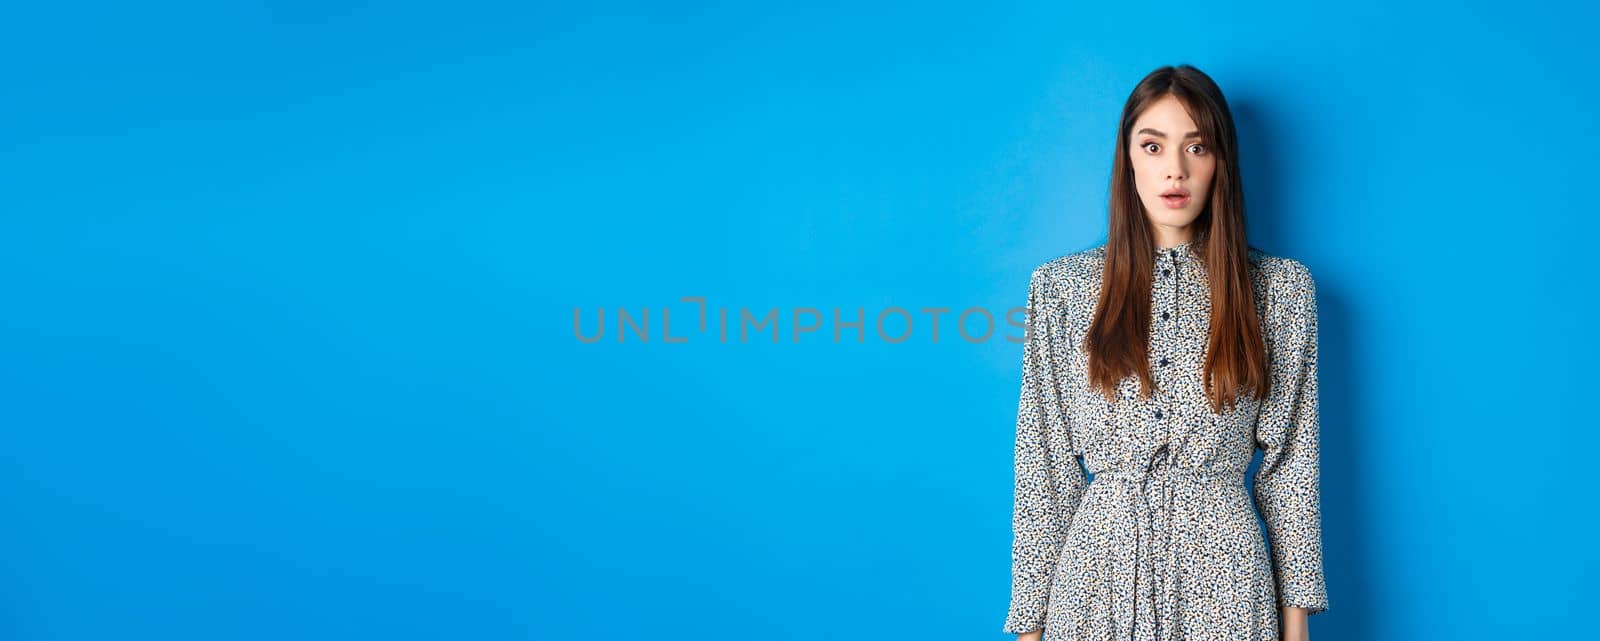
left=1162, top=268, right=1171, bottom=277
left=1154, top=409, right=1164, bottom=419
left=1159, top=357, right=1170, bottom=366
left=1161, top=311, right=1170, bottom=320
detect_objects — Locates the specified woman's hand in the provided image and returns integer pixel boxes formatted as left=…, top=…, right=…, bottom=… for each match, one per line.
left=1280, top=606, right=1310, bottom=641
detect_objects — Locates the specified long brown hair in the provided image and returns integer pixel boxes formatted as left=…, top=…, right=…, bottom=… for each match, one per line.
left=1083, top=64, right=1268, bottom=415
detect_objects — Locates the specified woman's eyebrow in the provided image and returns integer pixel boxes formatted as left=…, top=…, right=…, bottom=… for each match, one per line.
left=1136, top=128, right=1201, bottom=139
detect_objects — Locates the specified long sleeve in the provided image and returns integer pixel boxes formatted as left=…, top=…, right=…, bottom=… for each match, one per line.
left=1250, top=261, right=1330, bottom=615
left=1003, top=266, right=1089, bottom=635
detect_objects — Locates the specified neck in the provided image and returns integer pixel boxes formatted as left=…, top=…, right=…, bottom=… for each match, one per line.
left=1152, top=226, right=1195, bottom=250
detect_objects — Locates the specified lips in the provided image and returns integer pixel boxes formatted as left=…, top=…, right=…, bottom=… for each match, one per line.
left=1157, top=185, right=1191, bottom=209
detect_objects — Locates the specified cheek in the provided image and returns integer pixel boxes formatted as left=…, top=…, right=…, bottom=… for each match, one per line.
left=1194, top=161, right=1218, bottom=192
left=1128, top=155, right=1157, bottom=183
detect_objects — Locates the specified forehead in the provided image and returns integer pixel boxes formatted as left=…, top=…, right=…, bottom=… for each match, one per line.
left=1132, top=95, right=1199, bottom=133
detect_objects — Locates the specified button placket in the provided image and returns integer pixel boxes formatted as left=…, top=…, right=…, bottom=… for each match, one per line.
left=1153, top=249, right=1178, bottom=393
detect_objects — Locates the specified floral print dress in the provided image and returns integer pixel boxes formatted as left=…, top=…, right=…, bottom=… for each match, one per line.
left=1002, top=240, right=1329, bottom=640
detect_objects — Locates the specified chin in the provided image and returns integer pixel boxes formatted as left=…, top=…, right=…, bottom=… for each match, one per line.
left=1145, top=206, right=1203, bottom=228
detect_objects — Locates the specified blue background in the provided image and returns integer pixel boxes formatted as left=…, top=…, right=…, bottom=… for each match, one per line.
left=3, top=2, right=1594, bottom=640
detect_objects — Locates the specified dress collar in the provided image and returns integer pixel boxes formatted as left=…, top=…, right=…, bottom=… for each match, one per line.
left=1153, top=238, right=1196, bottom=263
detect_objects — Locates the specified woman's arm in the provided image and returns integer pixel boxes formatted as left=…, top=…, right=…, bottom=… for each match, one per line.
left=1252, top=261, right=1330, bottom=627
left=1002, top=265, right=1088, bottom=636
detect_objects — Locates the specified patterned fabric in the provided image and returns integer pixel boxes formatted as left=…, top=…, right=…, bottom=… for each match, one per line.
left=1003, top=240, right=1329, bottom=640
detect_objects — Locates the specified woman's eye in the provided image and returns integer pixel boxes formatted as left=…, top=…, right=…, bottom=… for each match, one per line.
left=1188, top=143, right=1207, bottom=154
left=1143, top=142, right=1160, bottom=153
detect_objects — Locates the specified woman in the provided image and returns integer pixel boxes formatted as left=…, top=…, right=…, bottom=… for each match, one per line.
left=1002, top=65, right=1330, bottom=641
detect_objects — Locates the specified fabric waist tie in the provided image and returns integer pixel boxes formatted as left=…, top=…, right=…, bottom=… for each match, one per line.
left=1088, top=449, right=1246, bottom=640
left=1090, top=465, right=1245, bottom=486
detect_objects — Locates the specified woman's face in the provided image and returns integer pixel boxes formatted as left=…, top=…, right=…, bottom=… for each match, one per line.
left=1128, top=94, right=1216, bottom=238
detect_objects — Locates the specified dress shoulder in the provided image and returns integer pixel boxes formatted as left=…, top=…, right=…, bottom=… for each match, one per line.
left=1031, top=243, right=1106, bottom=295
left=1247, top=248, right=1318, bottom=338
left=1247, top=247, right=1316, bottom=303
